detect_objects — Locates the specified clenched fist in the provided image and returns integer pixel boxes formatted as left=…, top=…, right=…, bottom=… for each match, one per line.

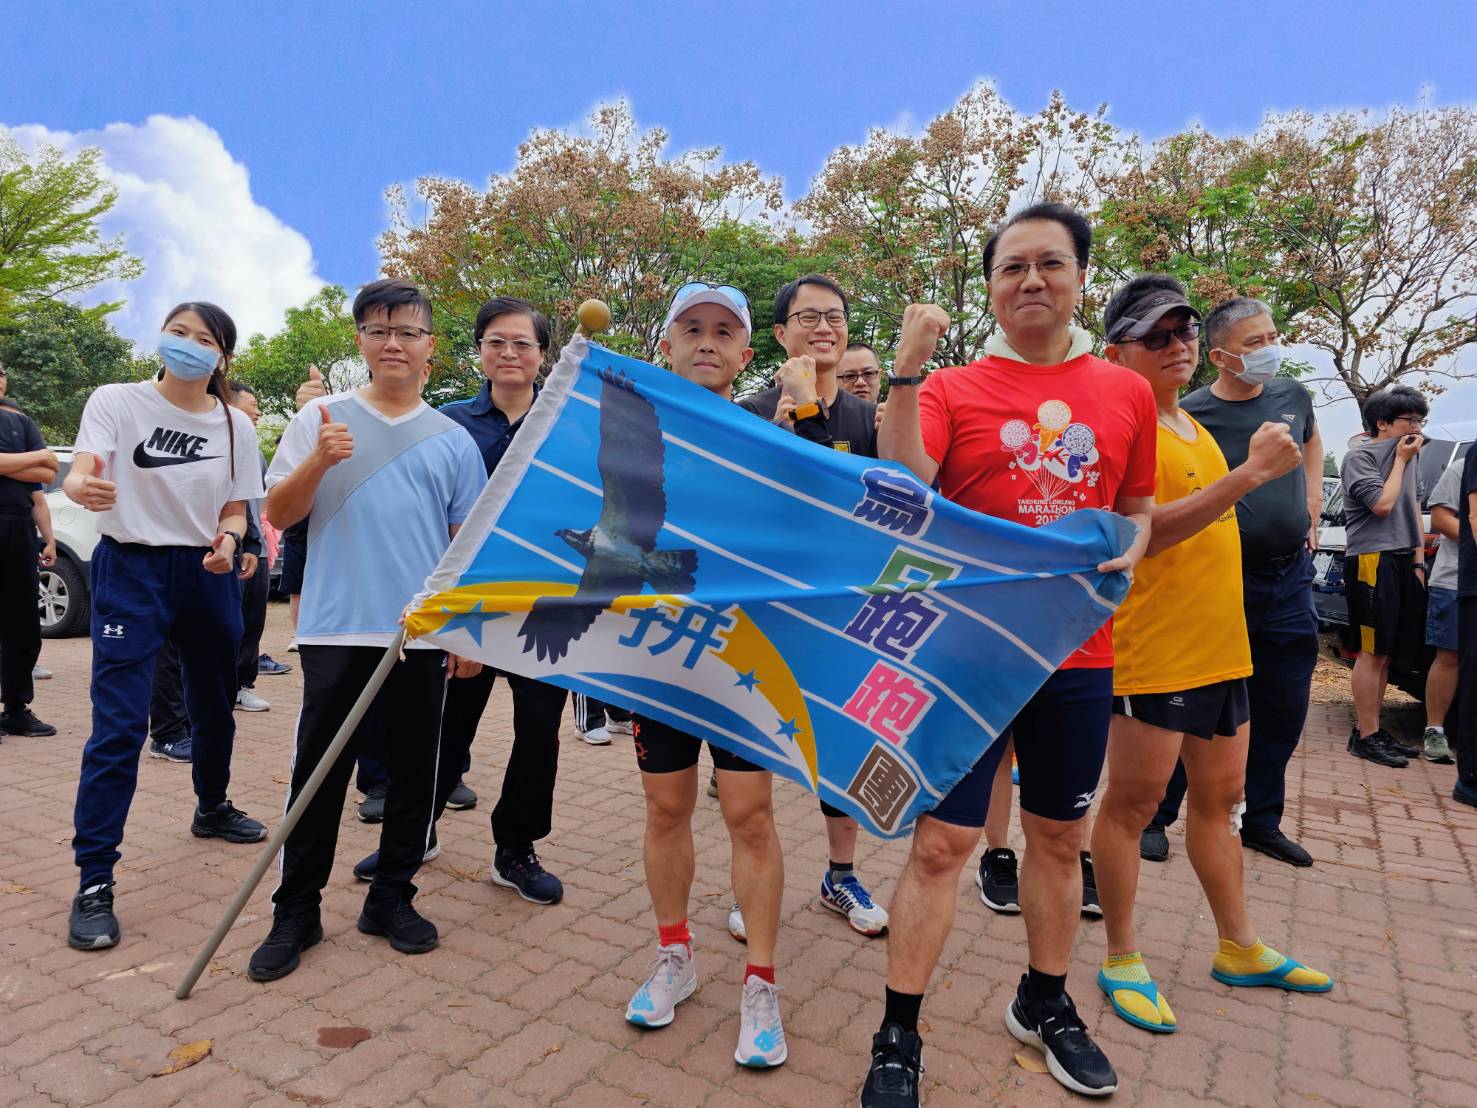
left=775, top=355, right=818, bottom=406
left=295, top=364, right=327, bottom=411
left=1244, top=421, right=1301, bottom=484
left=894, top=304, right=951, bottom=374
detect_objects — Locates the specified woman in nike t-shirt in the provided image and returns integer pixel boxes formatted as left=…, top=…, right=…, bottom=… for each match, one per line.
left=62, top=302, right=269, bottom=952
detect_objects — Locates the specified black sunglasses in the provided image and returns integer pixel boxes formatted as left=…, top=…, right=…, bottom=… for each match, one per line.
left=1116, top=322, right=1200, bottom=351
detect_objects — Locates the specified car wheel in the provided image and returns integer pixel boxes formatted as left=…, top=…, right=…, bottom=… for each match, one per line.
left=39, top=556, right=90, bottom=638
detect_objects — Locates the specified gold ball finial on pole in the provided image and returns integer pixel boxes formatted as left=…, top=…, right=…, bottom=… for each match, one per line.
left=576, top=299, right=612, bottom=338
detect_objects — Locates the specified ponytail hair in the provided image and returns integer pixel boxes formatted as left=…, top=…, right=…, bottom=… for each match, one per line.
left=162, top=302, right=239, bottom=479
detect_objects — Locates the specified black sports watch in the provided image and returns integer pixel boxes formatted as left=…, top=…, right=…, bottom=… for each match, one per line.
left=887, top=374, right=925, bottom=387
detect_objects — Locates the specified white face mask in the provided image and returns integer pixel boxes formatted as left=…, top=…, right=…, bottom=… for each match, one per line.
left=1217, top=344, right=1281, bottom=386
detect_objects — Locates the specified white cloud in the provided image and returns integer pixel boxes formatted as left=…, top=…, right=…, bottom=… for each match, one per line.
left=3, top=114, right=322, bottom=347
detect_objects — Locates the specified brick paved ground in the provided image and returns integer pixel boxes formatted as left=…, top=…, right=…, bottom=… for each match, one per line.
left=3, top=605, right=1475, bottom=1107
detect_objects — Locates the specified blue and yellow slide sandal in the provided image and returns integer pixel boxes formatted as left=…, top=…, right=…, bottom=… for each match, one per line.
left=1097, top=969, right=1177, bottom=1033
left=1211, top=954, right=1333, bottom=992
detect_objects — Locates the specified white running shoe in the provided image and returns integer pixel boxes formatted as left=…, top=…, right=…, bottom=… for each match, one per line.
left=625, top=943, right=697, bottom=1028
left=728, top=903, right=747, bottom=943
left=235, top=689, right=271, bottom=712
left=820, top=871, right=889, bottom=935
left=606, top=718, right=634, bottom=735
left=735, top=975, right=787, bottom=1067
left=580, top=725, right=612, bottom=746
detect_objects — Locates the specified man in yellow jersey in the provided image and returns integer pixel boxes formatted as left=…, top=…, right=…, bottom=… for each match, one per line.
left=1090, top=275, right=1334, bottom=1033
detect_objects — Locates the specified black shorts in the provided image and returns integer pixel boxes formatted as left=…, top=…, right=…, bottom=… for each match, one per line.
left=278, top=519, right=308, bottom=596
left=632, top=714, right=764, bottom=774
left=1342, top=549, right=1420, bottom=657
left=1113, top=678, right=1250, bottom=741
left=928, top=666, right=1113, bottom=827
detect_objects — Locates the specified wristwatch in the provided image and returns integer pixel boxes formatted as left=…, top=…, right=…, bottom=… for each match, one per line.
left=221, top=529, right=244, bottom=549
left=887, top=374, right=925, bottom=387
left=788, top=401, right=822, bottom=422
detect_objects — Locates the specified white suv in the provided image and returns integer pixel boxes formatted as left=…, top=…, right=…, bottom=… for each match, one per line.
left=40, top=448, right=99, bottom=638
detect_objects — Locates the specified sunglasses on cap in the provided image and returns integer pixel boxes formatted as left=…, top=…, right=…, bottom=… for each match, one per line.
left=671, top=281, right=750, bottom=313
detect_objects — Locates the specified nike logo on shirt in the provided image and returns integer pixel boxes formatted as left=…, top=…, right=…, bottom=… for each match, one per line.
left=132, top=427, right=220, bottom=468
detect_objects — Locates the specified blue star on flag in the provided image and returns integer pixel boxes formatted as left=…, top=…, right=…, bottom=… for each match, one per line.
left=734, top=669, right=761, bottom=692
left=438, top=600, right=504, bottom=646
left=776, top=717, right=800, bottom=740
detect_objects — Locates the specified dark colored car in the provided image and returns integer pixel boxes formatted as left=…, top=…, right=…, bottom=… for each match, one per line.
left=1313, top=436, right=1471, bottom=699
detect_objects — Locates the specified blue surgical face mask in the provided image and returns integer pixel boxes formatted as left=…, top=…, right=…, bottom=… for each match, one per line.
left=159, top=332, right=221, bottom=381
left=1218, top=344, right=1281, bottom=387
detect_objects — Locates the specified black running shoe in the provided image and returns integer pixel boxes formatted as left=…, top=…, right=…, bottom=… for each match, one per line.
left=1140, top=824, right=1169, bottom=862
left=975, top=847, right=1021, bottom=914
left=492, top=848, right=564, bottom=904
left=1080, top=852, right=1102, bottom=918
left=1347, top=728, right=1407, bottom=768
left=1, top=708, right=57, bottom=737
left=1006, top=979, right=1117, bottom=1097
left=859, top=1023, right=924, bottom=1107
left=191, top=800, right=268, bottom=843
left=445, top=779, right=478, bottom=810
left=358, top=889, right=438, bottom=954
left=353, top=832, right=441, bottom=882
left=248, top=910, right=323, bottom=981
left=357, top=783, right=388, bottom=823
left=68, top=883, right=120, bottom=950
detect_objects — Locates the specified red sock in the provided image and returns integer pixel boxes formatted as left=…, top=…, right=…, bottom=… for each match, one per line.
left=745, top=964, right=776, bottom=984
left=658, top=920, right=692, bottom=949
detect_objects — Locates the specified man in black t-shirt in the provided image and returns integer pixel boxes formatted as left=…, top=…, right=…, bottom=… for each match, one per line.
left=1144, top=297, right=1324, bottom=868
left=735, top=274, right=889, bottom=938
left=1454, top=446, right=1477, bottom=808
left=0, top=362, right=58, bottom=738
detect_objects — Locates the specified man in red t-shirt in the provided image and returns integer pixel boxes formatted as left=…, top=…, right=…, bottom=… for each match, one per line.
left=859, top=203, right=1154, bottom=1105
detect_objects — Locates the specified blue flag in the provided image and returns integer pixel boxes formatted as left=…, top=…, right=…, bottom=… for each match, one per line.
left=407, top=336, right=1135, bottom=837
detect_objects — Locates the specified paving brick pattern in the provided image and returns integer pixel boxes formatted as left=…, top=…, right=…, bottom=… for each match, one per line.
left=3, top=607, right=1475, bottom=1106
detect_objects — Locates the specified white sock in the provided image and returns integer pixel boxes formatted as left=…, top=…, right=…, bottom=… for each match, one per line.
left=1428, top=725, right=1445, bottom=735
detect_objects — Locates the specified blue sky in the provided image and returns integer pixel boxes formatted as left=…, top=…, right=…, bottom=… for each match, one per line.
left=4, top=0, right=1475, bottom=445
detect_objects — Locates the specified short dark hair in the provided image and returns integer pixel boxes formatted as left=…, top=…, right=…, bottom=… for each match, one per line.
left=773, top=274, right=849, bottom=327
left=227, top=379, right=254, bottom=397
left=982, top=201, right=1092, bottom=277
left=353, top=278, right=433, bottom=328
left=1203, top=296, right=1274, bottom=352
left=473, top=296, right=551, bottom=351
left=1102, top=274, right=1189, bottom=342
left=1361, top=385, right=1429, bottom=435
left=844, top=341, right=879, bottom=360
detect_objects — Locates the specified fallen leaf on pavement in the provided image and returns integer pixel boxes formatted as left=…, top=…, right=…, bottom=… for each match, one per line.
left=153, top=1039, right=213, bottom=1076
left=317, top=1026, right=372, bottom=1049
left=1014, top=1051, right=1049, bottom=1074
left=1, top=884, right=33, bottom=894
left=545, top=1043, right=562, bottom=1056
left=1215, top=1007, right=1228, bottom=1016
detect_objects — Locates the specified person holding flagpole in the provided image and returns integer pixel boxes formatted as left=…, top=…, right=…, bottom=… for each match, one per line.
left=247, top=279, right=486, bottom=982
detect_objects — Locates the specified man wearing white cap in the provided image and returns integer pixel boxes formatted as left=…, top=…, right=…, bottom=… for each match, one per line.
left=623, top=280, right=789, bottom=1070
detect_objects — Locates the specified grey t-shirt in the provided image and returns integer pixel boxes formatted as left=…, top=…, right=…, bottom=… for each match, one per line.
left=1181, top=377, right=1315, bottom=559
left=1427, top=458, right=1463, bottom=591
left=1340, top=436, right=1424, bottom=557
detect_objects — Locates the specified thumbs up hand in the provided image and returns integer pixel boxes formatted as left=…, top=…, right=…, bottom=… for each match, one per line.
left=313, top=403, right=354, bottom=467
left=295, top=363, right=327, bottom=410
left=68, top=454, right=117, bottom=512
left=202, top=531, right=235, bottom=574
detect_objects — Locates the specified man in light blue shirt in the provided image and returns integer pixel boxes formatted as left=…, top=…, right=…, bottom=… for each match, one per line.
left=248, top=279, right=486, bottom=983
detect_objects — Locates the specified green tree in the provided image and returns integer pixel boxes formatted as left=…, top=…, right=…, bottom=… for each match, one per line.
left=232, top=285, right=361, bottom=419
left=0, top=137, right=143, bottom=325
left=0, top=301, right=144, bottom=441
left=1323, top=451, right=1338, bottom=477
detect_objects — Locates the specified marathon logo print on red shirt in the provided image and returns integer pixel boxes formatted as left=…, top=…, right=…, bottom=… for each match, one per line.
left=999, top=400, right=1101, bottom=525
left=132, top=427, right=220, bottom=469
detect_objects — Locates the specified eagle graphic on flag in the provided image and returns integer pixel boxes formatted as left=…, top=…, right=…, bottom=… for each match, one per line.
left=406, top=334, right=1136, bottom=837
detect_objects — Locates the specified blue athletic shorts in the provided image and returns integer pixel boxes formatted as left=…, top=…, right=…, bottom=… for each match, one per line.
left=927, top=667, right=1113, bottom=827
left=1426, top=586, right=1458, bottom=651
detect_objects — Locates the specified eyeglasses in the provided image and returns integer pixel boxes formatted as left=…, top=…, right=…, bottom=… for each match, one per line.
left=479, top=337, right=540, bottom=354
left=358, top=324, right=431, bottom=343
left=1116, top=322, right=1201, bottom=351
left=785, top=309, right=848, bottom=328
left=989, top=255, right=1076, bottom=281
left=838, top=369, right=881, bottom=383
left=1393, top=415, right=1428, bottom=427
